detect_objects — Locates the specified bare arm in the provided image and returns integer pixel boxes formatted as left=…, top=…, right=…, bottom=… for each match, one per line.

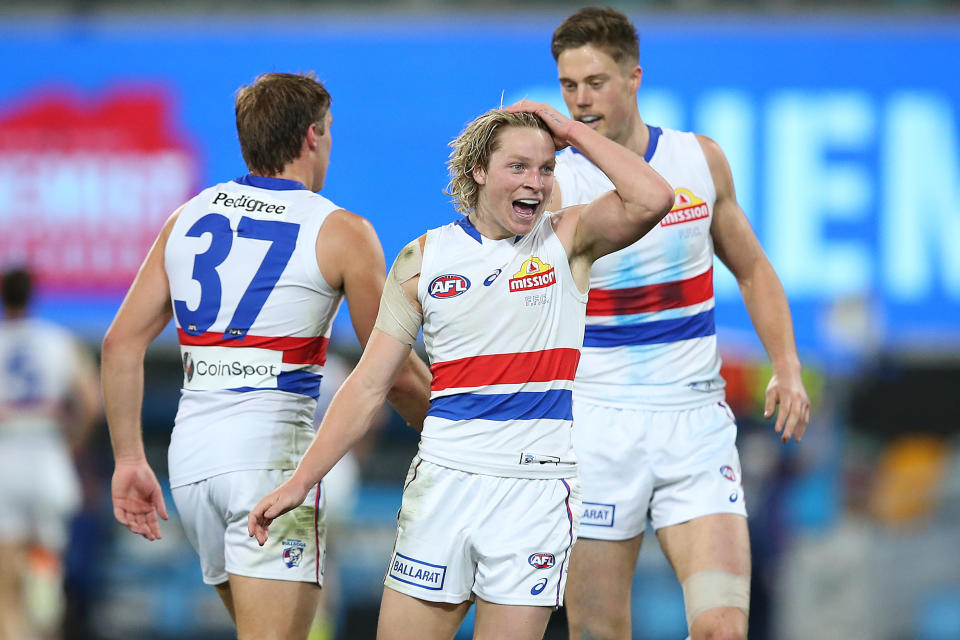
left=703, top=134, right=810, bottom=442
left=505, top=100, right=674, bottom=287
left=101, top=209, right=180, bottom=539
left=66, top=340, right=102, bottom=458
left=316, top=212, right=431, bottom=430
left=248, top=329, right=414, bottom=544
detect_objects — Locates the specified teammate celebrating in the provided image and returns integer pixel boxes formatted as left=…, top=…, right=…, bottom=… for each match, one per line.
left=548, top=8, right=811, bottom=640
left=101, top=72, right=431, bottom=640
left=248, top=100, right=674, bottom=640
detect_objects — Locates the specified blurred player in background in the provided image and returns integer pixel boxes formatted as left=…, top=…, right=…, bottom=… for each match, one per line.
left=548, top=8, right=811, bottom=640
left=0, top=267, right=101, bottom=640
left=249, top=100, right=674, bottom=640
left=101, top=72, right=431, bottom=640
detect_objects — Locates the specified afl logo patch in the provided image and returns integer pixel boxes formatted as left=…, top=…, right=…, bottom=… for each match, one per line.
left=428, top=274, right=470, bottom=299
left=720, top=465, right=737, bottom=482
left=528, top=552, right=555, bottom=569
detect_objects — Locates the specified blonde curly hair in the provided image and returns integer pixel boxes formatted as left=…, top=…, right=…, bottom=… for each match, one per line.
left=445, top=110, right=552, bottom=214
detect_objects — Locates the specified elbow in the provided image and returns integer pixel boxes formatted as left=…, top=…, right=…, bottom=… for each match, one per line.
left=101, top=327, right=146, bottom=365
left=652, top=182, right=675, bottom=221
left=386, top=370, right=422, bottom=406
left=101, top=328, right=120, bottom=362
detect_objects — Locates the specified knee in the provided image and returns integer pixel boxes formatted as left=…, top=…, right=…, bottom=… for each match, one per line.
left=568, top=614, right=630, bottom=640
left=695, top=628, right=746, bottom=640
left=690, top=612, right=747, bottom=640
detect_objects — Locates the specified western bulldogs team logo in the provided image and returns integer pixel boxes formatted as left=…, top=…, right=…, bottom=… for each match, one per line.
left=428, top=274, right=470, bottom=299
left=182, top=352, right=194, bottom=383
left=528, top=552, right=555, bottom=569
left=282, top=539, right=306, bottom=568
left=720, top=465, right=737, bottom=482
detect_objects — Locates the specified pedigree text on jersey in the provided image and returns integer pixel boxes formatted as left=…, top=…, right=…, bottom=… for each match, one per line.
left=212, top=192, right=286, bottom=215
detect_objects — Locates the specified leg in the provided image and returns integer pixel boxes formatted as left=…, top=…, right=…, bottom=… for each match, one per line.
left=565, top=535, right=643, bottom=640
left=0, top=542, right=29, bottom=640
left=376, top=586, right=470, bottom=640
left=213, top=582, right=236, bottom=622
left=656, top=514, right=750, bottom=640
left=228, top=574, right=320, bottom=640
left=473, top=596, right=552, bottom=640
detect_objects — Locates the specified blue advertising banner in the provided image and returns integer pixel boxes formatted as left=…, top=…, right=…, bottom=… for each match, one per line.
left=1, top=15, right=957, bottom=362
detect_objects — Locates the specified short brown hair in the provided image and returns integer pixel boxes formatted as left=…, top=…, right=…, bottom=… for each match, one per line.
left=551, top=7, right=639, bottom=67
left=1, top=267, right=32, bottom=310
left=445, top=110, right=552, bottom=214
left=235, top=72, right=331, bottom=176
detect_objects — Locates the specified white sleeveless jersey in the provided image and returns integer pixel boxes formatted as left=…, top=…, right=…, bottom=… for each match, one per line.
left=417, top=214, right=587, bottom=478
left=556, top=126, right=725, bottom=409
left=165, top=175, right=343, bottom=487
left=0, top=318, right=79, bottom=436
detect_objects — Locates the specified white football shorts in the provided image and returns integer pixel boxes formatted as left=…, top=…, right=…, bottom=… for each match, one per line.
left=172, top=468, right=325, bottom=586
left=0, top=435, right=81, bottom=551
left=572, top=399, right=747, bottom=539
left=384, top=457, right=582, bottom=607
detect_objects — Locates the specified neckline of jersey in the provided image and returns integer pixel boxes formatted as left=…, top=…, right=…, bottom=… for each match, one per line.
left=567, top=124, right=661, bottom=163
left=454, top=216, right=523, bottom=245
left=234, top=174, right=309, bottom=191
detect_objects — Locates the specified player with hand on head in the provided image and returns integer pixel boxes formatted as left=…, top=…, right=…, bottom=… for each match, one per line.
left=547, top=8, right=811, bottom=640
left=248, top=99, right=674, bottom=640
left=101, top=72, right=431, bottom=640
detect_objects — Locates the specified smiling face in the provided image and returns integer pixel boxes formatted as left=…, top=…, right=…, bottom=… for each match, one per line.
left=557, top=44, right=642, bottom=146
left=471, top=126, right=556, bottom=239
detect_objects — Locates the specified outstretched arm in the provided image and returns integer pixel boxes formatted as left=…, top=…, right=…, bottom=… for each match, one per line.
left=505, top=100, right=674, bottom=281
left=248, top=329, right=414, bottom=544
left=102, top=209, right=179, bottom=540
left=316, top=212, right=431, bottom=430
left=702, top=134, right=810, bottom=443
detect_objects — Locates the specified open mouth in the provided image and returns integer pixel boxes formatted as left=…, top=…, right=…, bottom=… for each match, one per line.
left=513, top=199, right=540, bottom=218
left=577, top=115, right=602, bottom=127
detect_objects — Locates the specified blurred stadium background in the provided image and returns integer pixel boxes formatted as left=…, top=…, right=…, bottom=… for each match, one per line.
left=1, top=1, right=959, bottom=638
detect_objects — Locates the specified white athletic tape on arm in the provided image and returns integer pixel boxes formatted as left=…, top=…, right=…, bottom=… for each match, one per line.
left=374, top=239, right=423, bottom=346
left=681, top=570, right=750, bottom=628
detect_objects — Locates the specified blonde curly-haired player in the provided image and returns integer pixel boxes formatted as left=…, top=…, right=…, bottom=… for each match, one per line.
left=248, top=100, right=674, bottom=640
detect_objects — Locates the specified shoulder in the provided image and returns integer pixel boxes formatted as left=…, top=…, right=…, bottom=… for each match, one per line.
left=318, top=208, right=378, bottom=244
left=694, top=134, right=729, bottom=171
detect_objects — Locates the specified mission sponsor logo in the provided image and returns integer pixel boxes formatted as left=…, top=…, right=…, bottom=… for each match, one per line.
left=660, top=188, right=710, bottom=227
left=508, top=257, right=556, bottom=292
left=428, top=274, right=470, bottom=299
left=389, top=553, right=446, bottom=590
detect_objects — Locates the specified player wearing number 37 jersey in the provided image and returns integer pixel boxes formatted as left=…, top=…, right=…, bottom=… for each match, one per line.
left=101, top=72, right=431, bottom=640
